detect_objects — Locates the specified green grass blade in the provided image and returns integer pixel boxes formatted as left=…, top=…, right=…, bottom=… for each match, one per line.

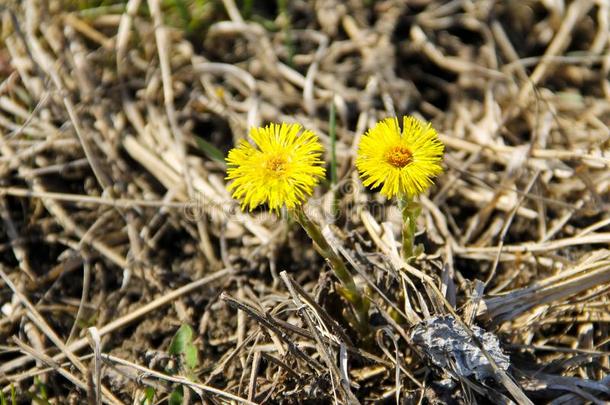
left=195, top=136, right=226, bottom=165
left=329, top=99, right=339, bottom=219
left=329, top=100, right=337, bottom=187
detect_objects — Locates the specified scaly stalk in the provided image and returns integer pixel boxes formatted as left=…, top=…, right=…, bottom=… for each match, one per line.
left=292, top=206, right=369, bottom=335
left=398, top=195, right=421, bottom=261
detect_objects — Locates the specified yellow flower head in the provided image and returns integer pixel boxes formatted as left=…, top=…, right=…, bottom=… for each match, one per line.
left=355, top=116, right=444, bottom=199
left=226, top=123, right=326, bottom=211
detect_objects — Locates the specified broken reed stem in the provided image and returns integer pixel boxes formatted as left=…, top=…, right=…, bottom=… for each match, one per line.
left=398, top=195, right=420, bottom=262
left=292, top=206, right=370, bottom=335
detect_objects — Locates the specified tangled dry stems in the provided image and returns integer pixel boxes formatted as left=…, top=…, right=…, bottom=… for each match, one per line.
left=0, top=0, right=609, bottom=403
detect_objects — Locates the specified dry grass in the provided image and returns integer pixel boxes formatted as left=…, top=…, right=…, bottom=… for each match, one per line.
left=0, top=0, right=609, bottom=403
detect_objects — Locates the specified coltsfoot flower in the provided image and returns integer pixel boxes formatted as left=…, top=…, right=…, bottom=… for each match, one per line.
left=355, top=116, right=444, bottom=198
left=226, top=123, right=326, bottom=211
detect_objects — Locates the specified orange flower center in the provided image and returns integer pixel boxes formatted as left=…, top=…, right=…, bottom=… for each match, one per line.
left=385, top=145, right=412, bottom=168
left=265, top=155, right=287, bottom=175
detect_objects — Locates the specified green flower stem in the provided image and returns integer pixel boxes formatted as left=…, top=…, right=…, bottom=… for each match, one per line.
left=292, top=206, right=370, bottom=334
left=398, top=195, right=421, bottom=261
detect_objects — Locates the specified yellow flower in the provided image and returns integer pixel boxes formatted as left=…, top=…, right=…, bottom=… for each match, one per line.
left=226, top=123, right=326, bottom=211
left=355, top=116, right=444, bottom=198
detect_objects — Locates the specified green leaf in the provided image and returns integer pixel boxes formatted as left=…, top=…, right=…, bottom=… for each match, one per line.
left=169, top=324, right=199, bottom=371
left=194, top=136, right=225, bottom=165
left=168, top=386, right=183, bottom=405
left=164, top=0, right=190, bottom=28
left=240, top=0, right=253, bottom=18
left=184, top=344, right=199, bottom=370
left=141, top=387, right=155, bottom=405
left=169, top=324, right=193, bottom=355
left=34, top=377, right=48, bottom=401
left=0, top=389, right=6, bottom=405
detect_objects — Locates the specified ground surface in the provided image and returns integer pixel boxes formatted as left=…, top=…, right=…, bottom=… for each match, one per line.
left=0, top=0, right=609, bottom=403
